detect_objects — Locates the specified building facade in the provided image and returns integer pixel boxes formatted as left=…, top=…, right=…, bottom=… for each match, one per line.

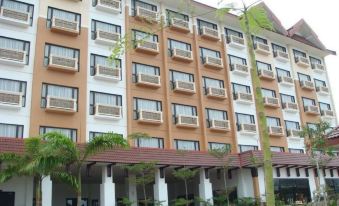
left=0, top=0, right=338, bottom=205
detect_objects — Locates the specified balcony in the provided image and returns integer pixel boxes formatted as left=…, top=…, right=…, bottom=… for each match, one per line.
left=234, top=92, right=253, bottom=104
left=263, top=97, right=280, bottom=108
left=258, top=69, right=275, bottom=80
left=169, top=18, right=190, bottom=33
left=176, top=115, right=199, bottom=128
left=304, top=105, right=320, bottom=115
left=230, top=63, right=249, bottom=76
left=138, top=110, right=163, bottom=124
left=94, top=104, right=121, bottom=120
left=300, top=80, right=314, bottom=91
left=273, top=51, right=289, bottom=62
left=95, top=0, right=121, bottom=13
left=173, top=81, right=196, bottom=94
left=238, top=123, right=257, bottom=135
left=203, top=56, right=223, bottom=69
left=48, top=55, right=78, bottom=72
left=94, top=65, right=120, bottom=81
left=135, top=40, right=159, bottom=55
left=46, top=96, right=76, bottom=113
left=321, top=110, right=335, bottom=119
left=295, top=56, right=310, bottom=68
left=254, top=42, right=270, bottom=56
left=95, top=30, right=120, bottom=45
left=0, top=47, right=26, bottom=66
left=207, top=87, right=227, bottom=99
left=171, top=48, right=193, bottom=62
left=226, top=35, right=245, bottom=50
left=135, top=6, right=158, bottom=23
left=136, top=73, right=161, bottom=88
left=311, top=63, right=326, bottom=73
left=0, top=7, right=30, bottom=27
left=278, top=76, right=294, bottom=87
left=282, top=102, right=299, bottom=113
left=0, top=90, right=22, bottom=109
left=316, top=86, right=329, bottom=96
left=210, top=120, right=230, bottom=132
left=51, top=17, right=79, bottom=36
left=268, top=126, right=284, bottom=137
left=287, top=129, right=301, bottom=138
left=200, top=26, right=219, bottom=41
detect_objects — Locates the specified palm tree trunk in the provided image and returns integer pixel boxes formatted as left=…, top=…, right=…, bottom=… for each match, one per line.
left=222, top=168, right=229, bottom=206
left=184, top=179, right=189, bottom=206
left=243, top=8, right=275, bottom=206
left=142, top=174, right=147, bottom=206
left=35, top=176, right=42, bottom=206
left=77, top=169, right=82, bottom=206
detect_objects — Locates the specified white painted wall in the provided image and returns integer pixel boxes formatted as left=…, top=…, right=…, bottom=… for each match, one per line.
left=0, top=176, right=33, bottom=206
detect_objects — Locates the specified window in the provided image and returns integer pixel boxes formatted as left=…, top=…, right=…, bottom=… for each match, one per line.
left=225, top=28, right=243, bottom=38
left=132, top=29, right=158, bottom=43
left=319, top=102, right=331, bottom=112
left=168, top=39, right=191, bottom=54
left=270, top=146, right=284, bottom=152
left=41, top=83, right=78, bottom=109
left=0, top=78, right=27, bottom=106
left=302, top=97, right=316, bottom=108
left=262, top=88, right=276, bottom=98
left=289, top=148, right=304, bottom=154
left=135, top=137, right=164, bottom=149
left=174, top=139, right=199, bottom=151
left=0, top=0, right=34, bottom=25
left=314, top=79, right=326, bottom=88
left=90, top=54, right=121, bottom=77
left=91, top=20, right=121, bottom=40
left=133, top=98, right=162, bottom=119
left=228, top=55, right=247, bottom=65
left=200, top=47, right=221, bottom=62
left=253, top=36, right=268, bottom=45
left=266, top=116, right=281, bottom=127
left=293, top=49, right=306, bottom=58
left=40, top=126, right=77, bottom=142
left=47, top=7, right=81, bottom=31
left=197, top=19, right=217, bottom=34
left=131, top=0, right=157, bottom=16
left=89, top=91, right=122, bottom=115
left=202, top=77, right=224, bottom=94
left=172, top=103, right=197, bottom=123
left=44, top=44, right=80, bottom=69
left=326, top=179, right=339, bottom=193
left=239, top=145, right=258, bottom=152
left=166, top=9, right=188, bottom=23
left=208, top=142, right=231, bottom=151
left=298, top=73, right=311, bottom=82
left=132, top=62, right=160, bottom=82
left=256, top=61, right=272, bottom=71
left=276, top=68, right=291, bottom=78
left=236, top=113, right=255, bottom=130
left=309, top=56, right=322, bottom=65
left=271, top=43, right=286, bottom=53
left=306, top=123, right=317, bottom=131
left=89, top=131, right=123, bottom=141
left=232, top=83, right=251, bottom=97
left=285, top=121, right=300, bottom=130
left=205, top=108, right=228, bottom=127
left=0, top=36, right=30, bottom=64
left=280, top=94, right=295, bottom=104
left=169, top=70, right=194, bottom=89
left=0, top=123, right=23, bottom=138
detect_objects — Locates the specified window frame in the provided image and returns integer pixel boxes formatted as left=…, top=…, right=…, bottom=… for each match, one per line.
left=44, top=43, right=80, bottom=70
left=202, top=76, right=224, bottom=94
left=238, top=144, right=258, bottom=152
left=235, top=112, right=255, bottom=130
left=270, top=146, right=285, bottom=152
left=280, top=93, right=296, bottom=104
left=167, top=38, right=191, bottom=56
left=228, top=54, right=247, bottom=65
left=276, top=68, right=291, bottom=78
left=0, top=122, right=24, bottom=138
left=46, top=7, right=81, bottom=32
left=0, top=78, right=27, bottom=107
left=266, top=116, right=281, bottom=127
left=171, top=103, right=197, bottom=124
left=89, top=53, right=121, bottom=78
left=91, top=19, right=121, bottom=40
left=174, top=139, right=200, bottom=151
left=197, top=19, right=217, bottom=34
left=0, top=0, right=34, bottom=25
left=89, top=91, right=122, bottom=115
left=131, top=0, right=157, bottom=16
left=133, top=97, right=162, bottom=120
left=253, top=36, right=268, bottom=45
left=39, top=126, right=77, bottom=142
left=135, top=137, right=164, bottom=149
left=0, top=36, right=30, bottom=65
left=169, top=70, right=194, bottom=90
left=208, top=142, right=231, bottom=151
left=232, top=83, right=251, bottom=96
left=288, top=148, right=304, bottom=154
left=205, top=108, right=228, bottom=128
left=297, top=72, right=311, bottom=82
left=302, top=97, right=316, bottom=108
left=293, top=49, right=306, bottom=58
left=314, top=78, right=326, bottom=88
left=132, top=29, right=158, bottom=43
left=261, top=88, right=276, bottom=98
left=256, top=60, right=272, bottom=71
left=224, top=28, right=243, bottom=38
left=166, top=9, right=189, bottom=23
left=309, top=56, right=322, bottom=65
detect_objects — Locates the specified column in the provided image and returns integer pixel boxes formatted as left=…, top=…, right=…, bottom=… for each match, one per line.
left=198, top=168, right=213, bottom=206
left=126, top=174, right=137, bottom=206
left=153, top=168, right=168, bottom=206
left=100, top=165, right=115, bottom=206
left=251, top=168, right=260, bottom=200
left=42, top=176, right=52, bottom=206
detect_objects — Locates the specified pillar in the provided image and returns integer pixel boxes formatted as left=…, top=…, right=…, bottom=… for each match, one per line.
left=100, top=165, right=115, bottom=206
left=153, top=168, right=168, bottom=206
left=251, top=168, right=260, bottom=200
left=42, top=176, right=52, bottom=206
left=199, top=168, right=213, bottom=205
left=126, top=173, right=137, bottom=206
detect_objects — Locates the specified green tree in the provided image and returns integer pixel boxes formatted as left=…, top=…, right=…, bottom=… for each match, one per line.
left=172, top=167, right=198, bottom=206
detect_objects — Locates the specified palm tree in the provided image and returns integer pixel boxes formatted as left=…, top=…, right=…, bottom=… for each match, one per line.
left=172, top=167, right=198, bottom=206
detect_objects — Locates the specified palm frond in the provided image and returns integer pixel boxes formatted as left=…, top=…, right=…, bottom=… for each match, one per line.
left=239, top=6, right=274, bottom=35
left=0, top=153, right=22, bottom=163
left=51, top=171, right=79, bottom=190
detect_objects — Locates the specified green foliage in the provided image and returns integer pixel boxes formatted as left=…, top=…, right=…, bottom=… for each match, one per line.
left=172, top=168, right=197, bottom=181
left=128, top=132, right=151, bottom=140
left=240, top=6, right=274, bottom=34
left=213, top=194, right=228, bottom=206
left=235, top=197, right=260, bottom=206
left=173, top=198, right=193, bottom=206
left=195, top=197, right=213, bottom=206
left=118, top=197, right=134, bottom=206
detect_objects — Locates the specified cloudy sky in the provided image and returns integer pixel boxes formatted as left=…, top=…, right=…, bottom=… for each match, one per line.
left=197, top=0, right=339, bottom=118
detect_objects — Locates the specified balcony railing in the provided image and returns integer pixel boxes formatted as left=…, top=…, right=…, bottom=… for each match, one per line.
left=230, top=63, right=249, bottom=76
left=0, top=90, right=22, bottom=109
left=268, top=126, right=284, bottom=137
left=138, top=110, right=163, bottom=124
left=254, top=42, right=270, bottom=55
left=226, top=35, right=245, bottom=49
left=135, top=6, right=158, bottom=23
left=210, top=119, right=230, bottom=131
left=278, top=76, right=294, bottom=87
left=136, top=73, right=161, bottom=88
left=51, top=17, right=79, bottom=36
left=176, top=115, right=199, bottom=128
left=171, top=48, right=193, bottom=62
left=174, top=80, right=196, bottom=94
left=311, top=63, right=326, bottom=73
left=295, top=56, right=310, bottom=68
left=316, top=86, right=329, bottom=96
left=96, top=0, right=121, bottom=13
left=95, top=30, right=120, bottom=45
left=46, top=96, right=76, bottom=113
left=300, top=80, right=314, bottom=91
left=273, top=51, right=289, bottom=62
left=304, top=105, right=320, bottom=115
left=200, top=26, right=219, bottom=41
left=263, top=97, right=279, bottom=108
left=321, top=110, right=335, bottom=119
left=0, top=7, right=30, bottom=27
left=258, top=69, right=275, bottom=80
left=282, top=102, right=298, bottom=113
left=287, top=129, right=301, bottom=138
left=48, top=55, right=78, bottom=72
left=203, top=56, right=223, bottom=69
left=239, top=123, right=257, bottom=135
left=0, top=47, right=26, bottom=66
left=135, top=40, right=159, bottom=55
left=94, top=104, right=121, bottom=119
left=207, top=87, right=227, bottom=99
left=94, top=65, right=120, bottom=81
left=169, top=18, right=190, bottom=33
left=234, top=92, right=253, bottom=104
